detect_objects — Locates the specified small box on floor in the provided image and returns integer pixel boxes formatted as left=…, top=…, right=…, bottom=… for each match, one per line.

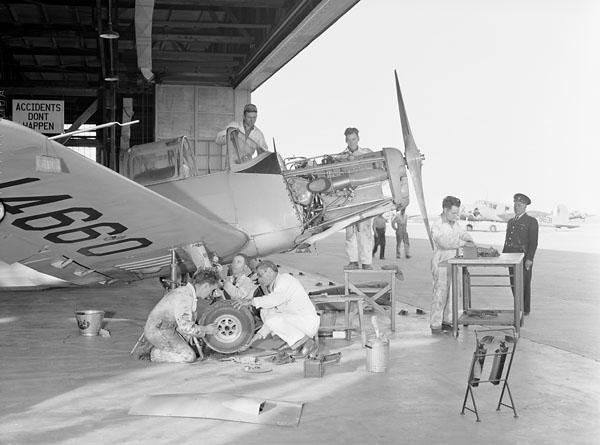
left=303, top=352, right=342, bottom=378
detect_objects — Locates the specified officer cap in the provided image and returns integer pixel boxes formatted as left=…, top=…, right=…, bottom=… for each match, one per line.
left=243, top=103, right=258, bottom=113
left=513, top=193, right=531, bottom=205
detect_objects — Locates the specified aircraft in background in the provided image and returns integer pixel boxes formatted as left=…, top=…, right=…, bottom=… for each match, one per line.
left=460, top=200, right=581, bottom=230
left=569, top=210, right=594, bottom=222
left=0, top=72, right=433, bottom=288
left=528, top=204, right=581, bottom=229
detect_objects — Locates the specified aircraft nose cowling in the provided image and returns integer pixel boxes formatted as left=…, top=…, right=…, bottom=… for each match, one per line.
left=307, top=169, right=389, bottom=194
left=382, top=147, right=409, bottom=208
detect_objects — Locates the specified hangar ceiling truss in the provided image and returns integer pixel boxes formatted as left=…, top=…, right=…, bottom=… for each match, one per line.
left=0, top=0, right=325, bottom=93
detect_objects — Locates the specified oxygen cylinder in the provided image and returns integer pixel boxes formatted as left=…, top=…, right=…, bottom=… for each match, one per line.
left=469, top=342, right=487, bottom=387
left=489, top=341, right=509, bottom=385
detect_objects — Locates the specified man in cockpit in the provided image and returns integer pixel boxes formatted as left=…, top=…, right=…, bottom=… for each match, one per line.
left=215, top=103, right=269, bottom=165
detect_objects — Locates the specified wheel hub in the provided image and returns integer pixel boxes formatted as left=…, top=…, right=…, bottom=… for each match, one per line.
left=214, top=314, right=242, bottom=343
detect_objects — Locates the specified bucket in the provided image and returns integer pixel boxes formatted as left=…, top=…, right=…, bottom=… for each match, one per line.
left=366, top=337, right=389, bottom=372
left=75, top=310, right=105, bottom=336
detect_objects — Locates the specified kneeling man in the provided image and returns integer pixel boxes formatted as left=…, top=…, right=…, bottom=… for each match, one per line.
left=235, top=260, right=319, bottom=355
left=144, top=270, right=220, bottom=363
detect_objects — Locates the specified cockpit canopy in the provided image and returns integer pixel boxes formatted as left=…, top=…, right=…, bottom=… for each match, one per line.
left=121, top=136, right=196, bottom=185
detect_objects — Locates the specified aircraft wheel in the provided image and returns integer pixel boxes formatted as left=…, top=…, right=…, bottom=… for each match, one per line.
left=466, top=224, right=473, bottom=231
left=489, top=225, right=497, bottom=232
left=0, top=199, right=5, bottom=222
left=199, top=301, right=255, bottom=354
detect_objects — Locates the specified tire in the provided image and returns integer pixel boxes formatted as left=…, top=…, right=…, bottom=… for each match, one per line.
left=489, top=225, right=497, bottom=232
left=199, top=301, right=255, bottom=354
left=466, top=224, right=473, bottom=231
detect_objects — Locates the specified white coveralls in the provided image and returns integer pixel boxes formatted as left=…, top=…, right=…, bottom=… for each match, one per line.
left=430, top=216, right=473, bottom=329
left=338, top=146, right=375, bottom=265
left=253, top=273, right=320, bottom=347
left=215, top=121, right=268, bottom=165
left=143, top=283, right=209, bottom=363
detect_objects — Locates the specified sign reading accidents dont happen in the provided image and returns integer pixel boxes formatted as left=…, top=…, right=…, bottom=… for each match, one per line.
left=12, top=99, right=64, bottom=135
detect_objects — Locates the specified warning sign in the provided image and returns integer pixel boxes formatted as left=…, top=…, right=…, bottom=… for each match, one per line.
left=12, top=99, right=64, bottom=134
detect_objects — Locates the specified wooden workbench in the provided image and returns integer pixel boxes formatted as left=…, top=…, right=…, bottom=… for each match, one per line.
left=447, top=253, right=524, bottom=337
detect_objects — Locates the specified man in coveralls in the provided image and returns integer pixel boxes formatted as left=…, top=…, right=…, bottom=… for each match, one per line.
left=215, top=103, right=269, bottom=165
left=430, top=196, right=475, bottom=333
left=503, top=193, right=538, bottom=315
left=337, top=127, right=375, bottom=270
left=144, top=270, right=220, bottom=363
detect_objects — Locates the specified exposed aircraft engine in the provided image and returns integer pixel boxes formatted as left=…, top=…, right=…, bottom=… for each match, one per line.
left=288, top=177, right=312, bottom=206
left=282, top=148, right=411, bottom=246
left=307, top=169, right=389, bottom=194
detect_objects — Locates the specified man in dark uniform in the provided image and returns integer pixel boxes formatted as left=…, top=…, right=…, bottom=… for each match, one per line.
left=503, top=193, right=539, bottom=315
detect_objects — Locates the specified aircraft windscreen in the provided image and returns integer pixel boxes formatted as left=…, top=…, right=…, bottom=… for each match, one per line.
left=226, top=128, right=261, bottom=167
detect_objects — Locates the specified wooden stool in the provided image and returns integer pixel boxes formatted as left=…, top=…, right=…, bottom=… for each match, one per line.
left=344, top=269, right=398, bottom=332
left=311, top=294, right=367, bottom=347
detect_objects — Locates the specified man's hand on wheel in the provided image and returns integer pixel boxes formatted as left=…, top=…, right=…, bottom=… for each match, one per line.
left=203, top=322, right=219, bottom=336
left=232, top=297, right=252, bottom=310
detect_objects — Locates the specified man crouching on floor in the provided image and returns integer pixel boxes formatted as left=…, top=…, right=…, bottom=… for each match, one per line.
left=143, top=270, right=220, bottom=363
left=234, top=260, right=319, bottom=356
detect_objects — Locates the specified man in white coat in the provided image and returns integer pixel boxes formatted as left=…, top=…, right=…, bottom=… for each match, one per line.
left=234, top=260, right=319, bottom=355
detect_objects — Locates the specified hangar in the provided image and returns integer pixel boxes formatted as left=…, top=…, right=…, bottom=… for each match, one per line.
left=0, top=0, right=359, bottom=170
left=1, top=1, right=598, bottom=443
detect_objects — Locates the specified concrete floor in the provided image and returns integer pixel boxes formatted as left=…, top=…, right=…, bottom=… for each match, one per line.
left=0, top=233, right=599, bottom=444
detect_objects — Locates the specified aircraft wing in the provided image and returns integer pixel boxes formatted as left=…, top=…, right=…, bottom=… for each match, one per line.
left=0, top=120, right=249, bottom=284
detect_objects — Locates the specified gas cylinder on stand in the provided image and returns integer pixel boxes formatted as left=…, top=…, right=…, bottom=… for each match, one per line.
left=489, top=341, right=509, bottom=385
left=469, top=342, right=487, bottom=387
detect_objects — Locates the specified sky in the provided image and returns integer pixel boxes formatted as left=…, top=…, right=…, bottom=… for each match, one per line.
left=254, top=0, right=600, bottom=216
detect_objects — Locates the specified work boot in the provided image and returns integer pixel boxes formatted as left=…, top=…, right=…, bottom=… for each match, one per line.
left=344, top=262, right=359, bottom=270
left=299, top=338, right=318, bottom=357
left=362, top=264, right=374, bottom=270
left=406, top=254, right=411, bottom=259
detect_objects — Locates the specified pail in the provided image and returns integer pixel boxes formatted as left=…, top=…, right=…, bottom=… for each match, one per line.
left=366, top=338, right=389, bottom=372
left=75, top=310, right=105, bottom=336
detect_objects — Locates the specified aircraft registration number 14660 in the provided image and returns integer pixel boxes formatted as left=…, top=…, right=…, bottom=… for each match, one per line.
left=1, top=177, right=153, bottom=257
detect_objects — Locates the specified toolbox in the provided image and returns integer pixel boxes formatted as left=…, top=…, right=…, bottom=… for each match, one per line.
left=303, top=352, right=342, bottom=377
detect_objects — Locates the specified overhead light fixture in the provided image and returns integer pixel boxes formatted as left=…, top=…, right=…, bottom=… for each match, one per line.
left=100, top=0, right=119, bottom=39
left=100, top=25, right=119, bottom=40
left=104, top=73, right=119, bottom=82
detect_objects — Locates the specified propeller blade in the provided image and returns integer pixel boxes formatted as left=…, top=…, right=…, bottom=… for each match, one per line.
left=394, top=70, right=434, bottom=249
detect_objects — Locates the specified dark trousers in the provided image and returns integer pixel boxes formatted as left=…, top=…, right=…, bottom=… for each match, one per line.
left=509, top=264, right=533, bottom=313
left=372, top=228, right=386, bottom=259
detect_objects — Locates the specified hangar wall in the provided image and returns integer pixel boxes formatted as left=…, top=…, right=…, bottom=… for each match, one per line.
left=155, top=85, right=250, bottom=175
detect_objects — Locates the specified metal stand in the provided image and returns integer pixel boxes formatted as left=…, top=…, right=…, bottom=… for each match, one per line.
left=461, top=328, right=518, bottom=422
